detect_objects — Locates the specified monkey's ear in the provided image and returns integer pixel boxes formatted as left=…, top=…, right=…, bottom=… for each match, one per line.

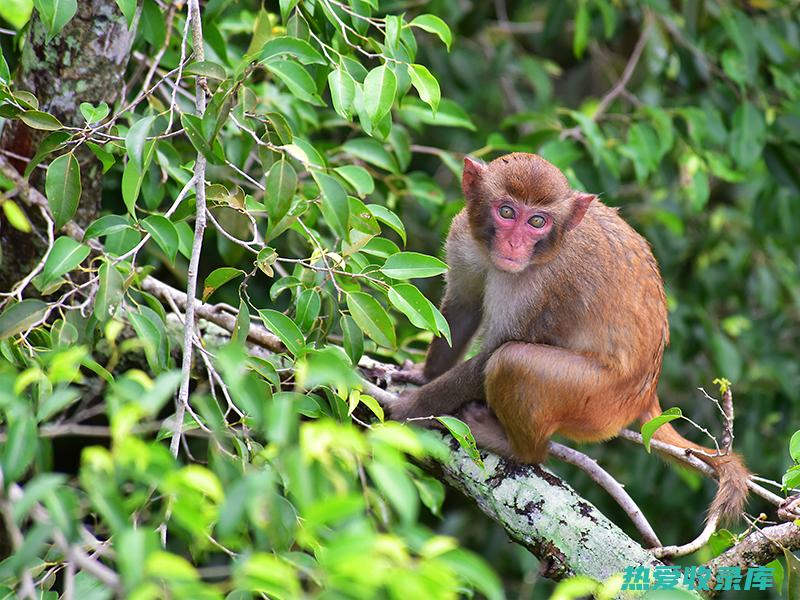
left=566, top=193, right=595, bottom=231
left=462, top=156, right=486, bottom=196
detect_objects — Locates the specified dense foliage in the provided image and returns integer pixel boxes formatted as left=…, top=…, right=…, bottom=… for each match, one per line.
left=0, top=0, right=798, bottom=598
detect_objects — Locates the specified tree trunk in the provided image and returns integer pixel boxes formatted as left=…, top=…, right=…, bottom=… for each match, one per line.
left=0, top=0, right=136, bottom=289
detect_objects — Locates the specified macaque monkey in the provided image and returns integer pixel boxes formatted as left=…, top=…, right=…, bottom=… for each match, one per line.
left=386, top=153, right=748, bottom=522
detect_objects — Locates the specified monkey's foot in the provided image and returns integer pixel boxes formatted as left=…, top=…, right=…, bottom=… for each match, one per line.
left=459, top=403, right=514, bottom=456
left=778, top=494, right=800, bottom=522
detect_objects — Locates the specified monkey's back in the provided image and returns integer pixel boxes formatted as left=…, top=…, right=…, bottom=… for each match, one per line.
left=540, top=200, right=669, bottom=396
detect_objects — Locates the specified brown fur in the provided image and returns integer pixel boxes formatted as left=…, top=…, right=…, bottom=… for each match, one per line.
left=390, top=153, right=749, bottom=522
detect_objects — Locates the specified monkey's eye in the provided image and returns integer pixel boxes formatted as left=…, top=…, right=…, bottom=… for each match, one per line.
left=528, top=215, right=546, bottom=228
left=499, top=205, right=515, bottom=219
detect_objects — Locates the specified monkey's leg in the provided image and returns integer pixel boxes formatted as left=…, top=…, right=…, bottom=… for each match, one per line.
left=484, top=342, right=633, bottom=463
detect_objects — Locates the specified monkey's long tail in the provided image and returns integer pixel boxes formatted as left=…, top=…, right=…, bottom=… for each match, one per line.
left=640, top=403, right=750, bottom=523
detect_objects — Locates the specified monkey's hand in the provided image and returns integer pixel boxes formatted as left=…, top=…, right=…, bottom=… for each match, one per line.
left=390, top=360, right=429, bottom=386
left=382, top=387, right=439, bottom=422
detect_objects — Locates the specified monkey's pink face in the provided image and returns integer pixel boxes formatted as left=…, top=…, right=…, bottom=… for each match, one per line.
left=489, top=198, right=553, bottom=273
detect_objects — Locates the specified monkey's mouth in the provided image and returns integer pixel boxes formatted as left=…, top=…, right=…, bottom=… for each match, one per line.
left=493, top=254, right=528, bottom=271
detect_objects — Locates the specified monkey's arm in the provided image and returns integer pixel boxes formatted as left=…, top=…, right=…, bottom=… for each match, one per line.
left=423, top=293, right=482, bottom=380
left=388, top=349, right=491, bottom=420
left=423, top=210, right=486, bottom=380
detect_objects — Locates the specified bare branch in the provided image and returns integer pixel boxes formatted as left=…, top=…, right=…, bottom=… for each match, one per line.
left=171, top=0, right=209, bottom=459
left=548, top=441, right=662, bottom=548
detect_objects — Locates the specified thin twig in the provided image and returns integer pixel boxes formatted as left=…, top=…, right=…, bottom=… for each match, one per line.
left=548, top=441, right=662, bottom=548
left=561, top=15, right=652, bottom=139
left=171, top=0, right=208, bottom=459
left=618, top=429, right=785, bottom=507
left=652, top=516, right=720, bottom=558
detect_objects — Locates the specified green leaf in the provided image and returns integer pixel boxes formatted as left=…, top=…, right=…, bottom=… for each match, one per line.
left=335, top=165, right=374, bottom=196
left=0, top=0, right=33, bottom=31
left=0, top=299, right=48, bottom=339
left=181, top=113, right=215, bottom=158
left=295, top=288, right=321, bottom=331
left=388, top=283, right=437, bottom=331
left=367, top=461, right=419, bottom=524
left=185, top=60, right=228, bottom=80
left=86, top=141, right=115, bottom=172
left=265, top=159, right=297, bottom=224
left=256, top=246, right=278, bottom=277
left=32, top=0, right=76, bottom=40
left=1, top=200, right=31, bottom=232
left=114, top=0, right=135, bottom=27
left=79, top=101, right=110, bottom=124
left=783, top=465, right=800, bottom=491
left=384, top=14, right=402, bottom=48
left=730, top=102, right=767, bottom=170
left=73, top=571, right=113, bottom=600
left=790, top=431, right=800, bottom=463
left=353, top=392, right=384, bottom=422
left=128, top=307, right=168, bottom=372
left=363, top=65, right=397, bottom=128
left=783, top=547, right=800, bottom=600
left=36, top=387, right=80, bottom=423
left=94, top=259, right=124, bottom=322
left=432, top=305, right=451, bottom=345
left=235, top=553, right=300, bottom=598
left=265, top=59, right=324, bottom=105
left=341, top=315, right=363, bottom=364
left=257, top=309, right=305, bottom=356
left=342, top=138, right=400, bottom=173
left=410, top=14, right=452, bottom=50
left=0, top=47, right=9, bottom=81
left=345, top=292, right=396, bottom=348
left=348, top=196, right=380, bottom=236
left=256, top=36, right=325, bottom=65
left=367, top=204, right=405, bottom=244
left=381, top=252, right=447, bottom=279
left=125, top=116, right=155, bottom=171
left=314, top=171, right=350, bottom=238
left=84, top=215, right=130, bottom=240
left=37, top=236, right=90, bottom=289
left=203, top=267, right=244, bottom=302
left=436, top=416, right=483, bottom=466
left=2, top=414, right=37, bottom=482
left=45, top=152, right=82, bottom=229
left=279, top=0, right=298, bottom=23
left=412, top=472, right=444, bottom=516
left=328, top=68, right=356, bottom=120
left=399, top=97, right=476, bottom=131
left=641, top=407, right=682, bottom=453
left=573, top=0, right=589, bottom=58
left=12, top=474, right=66, bottom=522
left=439, top=550, right=504, bottom=600
left=141, top=215, right=179, bottom=263
left=296, top=346, right=361, bottom=392
left=121, top=159, right=145, bottom=215
left=264, top=112, right=293, bottom=144
left=407, top=64, right=440, bottom=114
left=20, top=109, right=63, bottom=130
left=23, top=130, right=70, bottom=178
